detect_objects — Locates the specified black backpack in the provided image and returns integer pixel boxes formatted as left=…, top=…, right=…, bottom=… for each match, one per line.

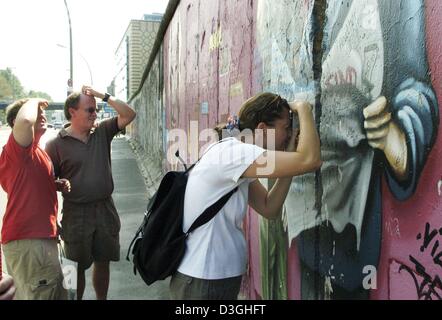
left=126, top=149, right=238, bottom=286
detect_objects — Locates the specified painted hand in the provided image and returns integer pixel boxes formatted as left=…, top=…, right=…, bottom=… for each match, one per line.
left=363, top=96, right=408, bottom=181
left=363, top=97, right=391, bottom=150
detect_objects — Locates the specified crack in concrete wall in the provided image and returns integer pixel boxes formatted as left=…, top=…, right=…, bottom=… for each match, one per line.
left=311, top=0, right=328, bottom=300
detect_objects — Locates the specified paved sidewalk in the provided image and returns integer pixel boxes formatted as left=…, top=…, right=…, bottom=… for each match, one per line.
left=82, top=137, right=170, bottom=300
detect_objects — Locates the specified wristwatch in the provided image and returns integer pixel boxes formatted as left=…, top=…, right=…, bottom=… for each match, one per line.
left=102, top=93, right=111, bottom=102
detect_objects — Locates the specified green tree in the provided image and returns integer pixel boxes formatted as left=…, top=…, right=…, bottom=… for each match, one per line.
left=0, top=68, right=52, bottom=102
left=28, top=90, right=52, bottom=101
left=0, top=74, right=13, bottom=100
left=0, top=68, right=25, bottom=100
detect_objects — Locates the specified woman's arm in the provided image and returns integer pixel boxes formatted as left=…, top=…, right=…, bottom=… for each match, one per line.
left=248, top=177, right=292, bottom=219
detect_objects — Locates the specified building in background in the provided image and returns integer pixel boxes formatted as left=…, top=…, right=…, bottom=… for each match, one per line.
left=112, top=13, right=162, bottom=101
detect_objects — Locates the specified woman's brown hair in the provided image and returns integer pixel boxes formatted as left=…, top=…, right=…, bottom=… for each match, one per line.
left=214, top=92, right=290, bottom=140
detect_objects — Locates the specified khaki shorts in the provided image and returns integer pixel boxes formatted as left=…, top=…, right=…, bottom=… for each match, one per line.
left=61, top=198, right=121, bottom=270
left=3, top=239, right=67, bottom=300
left=169, top=272, right=242, bottom=300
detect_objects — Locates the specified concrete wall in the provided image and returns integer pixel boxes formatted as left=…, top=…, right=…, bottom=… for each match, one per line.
left=129, top=50, right=165, bottom=192
left=131, top=0, right=442, bottom=300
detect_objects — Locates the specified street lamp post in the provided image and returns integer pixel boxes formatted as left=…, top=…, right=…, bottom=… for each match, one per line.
left=57, top=44, right=93, bottom=86
left=64, top=0, right=73, bottom=95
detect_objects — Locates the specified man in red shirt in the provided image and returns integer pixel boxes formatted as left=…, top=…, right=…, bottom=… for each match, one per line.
left=0, top=98, right=70, bottom=299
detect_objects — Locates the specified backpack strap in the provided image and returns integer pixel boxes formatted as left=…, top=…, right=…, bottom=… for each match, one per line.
left=184, top=162, right=196, bottom=174
left=185, top=186, right=239, bottom=236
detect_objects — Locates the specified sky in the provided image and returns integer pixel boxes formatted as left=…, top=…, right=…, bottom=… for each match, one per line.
left=0, top=0, right=169, bottom=102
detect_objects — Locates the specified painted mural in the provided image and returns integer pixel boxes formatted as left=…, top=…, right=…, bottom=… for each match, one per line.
left=255, top=0, right=439, bottom=299
left=131, top=0, right=442, bottom=300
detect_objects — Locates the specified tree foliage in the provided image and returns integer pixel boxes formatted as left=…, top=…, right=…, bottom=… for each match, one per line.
left=28, top=90, right=52, bottom=101
left=0, top=68, right=52, bottom=102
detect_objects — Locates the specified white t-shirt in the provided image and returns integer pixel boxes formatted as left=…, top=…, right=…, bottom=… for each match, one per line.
left=177, top=137, right=265, bottom=279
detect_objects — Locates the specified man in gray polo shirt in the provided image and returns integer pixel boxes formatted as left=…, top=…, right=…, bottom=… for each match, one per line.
left=45, top=86, right=136, bottom=300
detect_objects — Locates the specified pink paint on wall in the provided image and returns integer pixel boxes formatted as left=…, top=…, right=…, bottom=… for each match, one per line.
left=388, top=260, right=419, bottom=300
left=243, top=209, right=263, bottom=300
left=372, top=1, right=442, bottom=300
left=287, top=240, right=301, bottom=300
left=220, top=0, right=253, bottom=116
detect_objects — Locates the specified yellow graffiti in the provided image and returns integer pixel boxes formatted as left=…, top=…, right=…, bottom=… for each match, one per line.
left=209, top=27, right=222, bottom=51
left=229, top=81, right=243, bottom=98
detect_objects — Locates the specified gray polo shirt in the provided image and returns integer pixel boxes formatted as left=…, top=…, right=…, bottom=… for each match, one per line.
left=45, top=117, right=120, bottom=203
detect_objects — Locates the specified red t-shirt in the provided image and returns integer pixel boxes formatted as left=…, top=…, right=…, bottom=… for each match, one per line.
left=0, top=133, right=58, bottom=244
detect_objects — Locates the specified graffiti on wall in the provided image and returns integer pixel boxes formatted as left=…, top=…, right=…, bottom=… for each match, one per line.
left=255, top=0, right=439, bottom=299
left=151, top=0, right=441, bottom=300
left=399, top=223, right=442, bottom=300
